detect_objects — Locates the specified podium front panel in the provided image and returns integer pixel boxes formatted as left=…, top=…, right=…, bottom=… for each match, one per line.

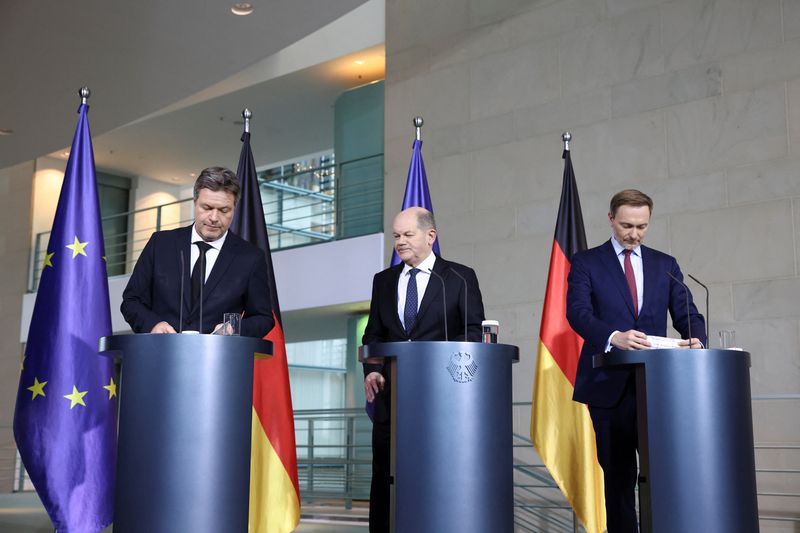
left=361, top=341, right=519, bottom=533
left=100, top=334, right=272, bottom=533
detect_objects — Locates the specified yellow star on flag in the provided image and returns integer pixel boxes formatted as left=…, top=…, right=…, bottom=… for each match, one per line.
left=64, top=385, right=88, bottom=409
left=43, top=252, right=54, bottom=268
left=27, top=377, right=48, bottom=400
left=103, top=377, right=117, bottom=399
left=66, top=236, right=88, bottom=259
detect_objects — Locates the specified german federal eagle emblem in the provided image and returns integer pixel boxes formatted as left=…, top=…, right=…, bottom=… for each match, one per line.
left=447, top=352, right=477, bottom=383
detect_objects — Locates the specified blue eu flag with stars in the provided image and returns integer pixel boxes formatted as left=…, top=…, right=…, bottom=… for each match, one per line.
left=13, top=101, right=117, bottom=532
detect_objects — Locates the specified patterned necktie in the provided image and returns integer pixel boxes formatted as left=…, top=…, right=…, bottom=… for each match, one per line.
left=191, top=241, right=213, bottom=308
left=623, top=249, right=638, bottom=318
left=404, top=268, right=420, bottom=335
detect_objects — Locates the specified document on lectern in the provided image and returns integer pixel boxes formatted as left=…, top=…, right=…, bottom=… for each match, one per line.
left=644, top=335, right=683, bottom=350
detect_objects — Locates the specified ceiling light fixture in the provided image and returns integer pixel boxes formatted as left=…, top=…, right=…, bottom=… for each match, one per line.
left=0, top=128, right=12, bottom=136
left=354, top=60, right=365, bottom=65
left=231, top=3, right=254, bottom=16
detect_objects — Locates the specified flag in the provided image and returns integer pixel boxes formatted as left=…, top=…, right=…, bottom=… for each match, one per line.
left=389, top=138, right=439, bottom=266
left=13, top=101, right=117, bottom=532
left=531, top=149, right=606, bottom=533
left=230, top=131, right=300, bottom=533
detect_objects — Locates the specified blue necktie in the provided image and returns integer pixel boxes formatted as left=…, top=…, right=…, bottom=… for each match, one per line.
left=404, top=268, right=420, bottom=335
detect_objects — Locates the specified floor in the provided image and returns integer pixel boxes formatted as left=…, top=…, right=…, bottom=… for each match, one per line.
left=0, top=492, right=369, bottom=533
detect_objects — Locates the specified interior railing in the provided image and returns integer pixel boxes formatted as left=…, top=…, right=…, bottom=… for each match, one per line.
left=29, top=154, right=384, bottom=291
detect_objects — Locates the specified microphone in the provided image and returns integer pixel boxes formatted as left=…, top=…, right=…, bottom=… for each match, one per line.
left=448, top=267, right=468, bottom=342
left=427, top=268, right=448, bottom=342
left=686, top=274, right=709, bottom=346
left=179, top=250, right=185, bottom=333
left=199, top=247, right=205, bottom=334
left=666, top=271, right=694, bottom=349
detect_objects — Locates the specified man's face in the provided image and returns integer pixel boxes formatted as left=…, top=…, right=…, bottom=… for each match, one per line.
left=194, top=188, right=236, bottom=241
left=609, top=204, right=650, bottom=250
left=392, top=211, right=436, bottom=267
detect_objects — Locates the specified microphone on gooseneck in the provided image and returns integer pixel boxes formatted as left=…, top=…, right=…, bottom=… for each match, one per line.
left=448, top=267, right=468, bottom=342
left=199, top=248, right=205, bottom=334
left=179, top=250, right=185, bottom=333
left=666, top=271, right=693, bottom=349
left=686, top=274, right=709, bottom=348
left=427, top=268, right=448, bottom=342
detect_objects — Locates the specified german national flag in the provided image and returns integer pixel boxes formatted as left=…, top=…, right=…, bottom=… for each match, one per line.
left=231, top=130, right=300, bottom=533
left=531, top=148, right=605, bottom=533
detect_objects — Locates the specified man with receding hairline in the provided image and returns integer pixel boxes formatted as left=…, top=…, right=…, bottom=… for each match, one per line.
left=567, top=189, right=706, bottom=532
left=362, top=206, right=485, bottom=533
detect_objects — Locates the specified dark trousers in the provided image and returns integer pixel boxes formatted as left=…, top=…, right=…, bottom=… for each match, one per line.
left=369, top=421, right=391, bottom=533
left=589, top=379, right=639, bottom=533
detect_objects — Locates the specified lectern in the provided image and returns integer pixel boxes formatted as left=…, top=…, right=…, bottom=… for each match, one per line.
left=594, top=348, right=759, bottom=533
left=99, top=334, right=272, bottom=533
left=360, top=341, right=520, bottom=533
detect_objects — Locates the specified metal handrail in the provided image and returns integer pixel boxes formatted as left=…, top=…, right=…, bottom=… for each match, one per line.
left=29, top=155, right=384, bottom=291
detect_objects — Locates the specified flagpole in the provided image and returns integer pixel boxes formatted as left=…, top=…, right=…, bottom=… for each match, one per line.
left=562, top=131, right=571, bottom=151
left=414, top=116, right=423, bottom=141
left=242, top=108, right=251, bottom=134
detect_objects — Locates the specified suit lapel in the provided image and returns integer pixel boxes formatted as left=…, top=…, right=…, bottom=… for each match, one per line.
left=599, top=240, right=637, bottom=318
left=640, top=245, right=655, bottom=316
left=387, top=265, right=405, bottom=334
left=200, top=232, right=238, bottom=306
left=414, top=257, right=445, bottom=329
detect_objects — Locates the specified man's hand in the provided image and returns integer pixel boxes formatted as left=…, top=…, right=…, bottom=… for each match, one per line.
left=611, top=329, right=651, bottom=350
left=364, top=372, right=385, bottom=403
left=678, top=338, right=703, bottom=349
left=151, top=321, right=177, bottom=334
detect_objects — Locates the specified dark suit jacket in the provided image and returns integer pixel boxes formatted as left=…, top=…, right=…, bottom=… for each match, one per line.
left=567, top=240, right=706, bottom=408
left=362, top=255, right=486, bottom=423
left=121, top=226, right=274, bottom=337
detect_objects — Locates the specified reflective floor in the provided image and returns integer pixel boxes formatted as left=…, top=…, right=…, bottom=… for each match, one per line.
left=0, top=492, right=368, bottom=532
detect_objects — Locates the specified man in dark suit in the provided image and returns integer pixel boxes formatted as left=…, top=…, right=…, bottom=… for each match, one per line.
left=567, top=189, right=706, bottom=533
left=362, top=207, right=485, bottom=533
left=121, top=167, right=273, bottom=337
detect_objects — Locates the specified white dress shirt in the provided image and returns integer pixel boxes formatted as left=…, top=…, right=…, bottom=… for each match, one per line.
left=190, top=226, right=227, bottom=282
left=606, top=236, right=644, bottom=351
left=396, top=252, right=436, bottom=330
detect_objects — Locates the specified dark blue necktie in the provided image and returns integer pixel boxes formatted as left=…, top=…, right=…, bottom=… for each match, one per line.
left=404, top=268, right=420, bottom=334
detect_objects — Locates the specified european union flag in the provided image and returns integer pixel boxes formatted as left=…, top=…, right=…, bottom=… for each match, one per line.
left=13, top=98, right=117, bottom=532
left=390, top=138, right=440, bottom=266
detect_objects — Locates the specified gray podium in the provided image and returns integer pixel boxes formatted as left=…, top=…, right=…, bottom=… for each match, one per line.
left=99, top=334, right=272, bottom=533
left=594, top=349, right=759, bottom=533
left=360, top=341, right=520, bottom=533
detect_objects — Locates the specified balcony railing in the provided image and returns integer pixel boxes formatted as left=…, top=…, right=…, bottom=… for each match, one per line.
left=29, top=154, right=383, bottom=291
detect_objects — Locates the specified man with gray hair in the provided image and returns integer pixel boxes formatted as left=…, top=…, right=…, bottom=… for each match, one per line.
left=362, top=206, right=486, bottom=532
left=122, top=166, right=274, bottom=337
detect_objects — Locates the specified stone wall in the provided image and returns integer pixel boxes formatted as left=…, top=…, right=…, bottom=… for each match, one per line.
left=384, top=0, right=799, bottom=528
left=0, top=161, right=34, bottom=491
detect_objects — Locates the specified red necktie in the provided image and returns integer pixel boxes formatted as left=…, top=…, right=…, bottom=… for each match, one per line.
left=623, top=249, right=638, bottom=318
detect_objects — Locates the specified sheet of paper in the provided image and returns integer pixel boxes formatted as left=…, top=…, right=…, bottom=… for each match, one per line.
left=644, top=335, right=683, bottom=349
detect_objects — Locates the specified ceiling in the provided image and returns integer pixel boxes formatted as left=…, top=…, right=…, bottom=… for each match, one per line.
left=0, top=0, right=385, bottom=182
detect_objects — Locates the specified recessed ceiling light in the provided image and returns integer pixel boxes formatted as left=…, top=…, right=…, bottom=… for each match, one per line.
left=61, top=151, right=70, bottom=158
left=0, top=128, right=12, bottom=136
left=231, top=2, right=254, bottom=16
left=189, top=173, right=196, bottom=177
left=354, top=60, right=365, bottom=66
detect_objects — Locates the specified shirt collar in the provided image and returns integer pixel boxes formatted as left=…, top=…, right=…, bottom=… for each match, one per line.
left=402, top=252, right=436, bottom=276
left=611, top=235, right=640, bottom=257
left=191, top=225, right=227, bottom=250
